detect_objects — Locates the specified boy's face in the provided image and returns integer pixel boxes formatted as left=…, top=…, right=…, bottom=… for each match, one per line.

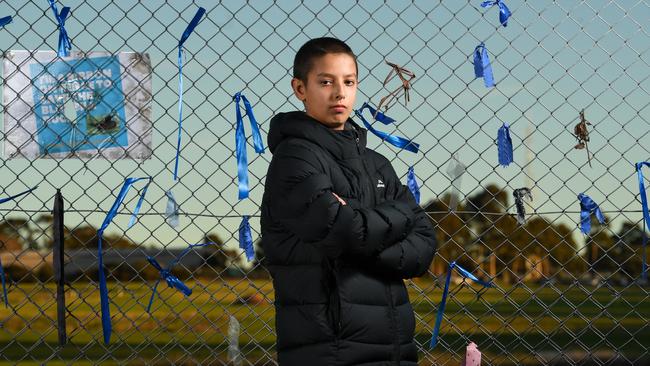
left=291, top=53, right=358, bottom=130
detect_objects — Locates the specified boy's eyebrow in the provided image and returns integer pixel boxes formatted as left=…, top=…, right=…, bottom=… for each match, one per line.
left=316, top=72, right=357, bottom=78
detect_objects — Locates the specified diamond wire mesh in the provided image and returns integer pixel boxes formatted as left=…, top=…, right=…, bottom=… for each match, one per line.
left=0, top=0, right=649, bottom=365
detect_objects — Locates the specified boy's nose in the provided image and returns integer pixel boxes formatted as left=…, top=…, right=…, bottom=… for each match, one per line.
left=334, top=85, right=345, bottom=100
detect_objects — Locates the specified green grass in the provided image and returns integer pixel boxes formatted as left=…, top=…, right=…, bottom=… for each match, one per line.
left=1, top=279, right=648, bottom=365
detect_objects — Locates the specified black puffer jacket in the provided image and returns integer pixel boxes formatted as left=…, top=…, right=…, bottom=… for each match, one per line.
left=261, top=111, right=437, bottom=366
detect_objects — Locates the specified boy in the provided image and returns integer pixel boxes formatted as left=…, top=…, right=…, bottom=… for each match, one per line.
left=260, top=37, right=437, bottom=365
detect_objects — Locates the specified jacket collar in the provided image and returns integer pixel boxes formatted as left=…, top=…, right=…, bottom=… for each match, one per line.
left=267, top=111, right=367, bottom=160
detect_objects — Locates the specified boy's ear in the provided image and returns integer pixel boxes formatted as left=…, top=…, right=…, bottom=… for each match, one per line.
left=291, top=78, right=306, bottom=102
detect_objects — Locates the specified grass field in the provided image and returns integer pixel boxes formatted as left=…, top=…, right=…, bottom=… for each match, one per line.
left=0, top=279, right=648, bottom=365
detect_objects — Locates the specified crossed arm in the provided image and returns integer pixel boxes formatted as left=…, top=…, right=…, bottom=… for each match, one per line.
left=266, top=143, right=436, bottom=278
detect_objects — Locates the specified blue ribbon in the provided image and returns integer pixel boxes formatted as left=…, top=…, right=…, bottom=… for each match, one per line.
left=239, top=216, right=255, bottom=262
left=0, top=256, right=6, bottom=308
left=497, top=123, right=513, bottom=167
left=47, top=0, right=71, bottom=57
left=0, top=16, right=12, bottom=27
left=355, top=104, right=419, bottom=153
left=480, top=0, right=511, bottom=27
left=407, top=166, right=420, bottom=204
left=145, top=242, right=214, bottom=313
left=360, top=102, right=396, bottom=125
left=473, top=43, right=494, bottom=88
left=234, top=92, right=265, bottom=200
left=430, top=261, right=493, bottom=349
left=0, top=186, right=38, bottom=308
left=635, top=162, right=650, bottom=280
left=98, top=177, right=151, bottom=344
left=577, top=193, right=605, bottom=235
left=173, top=7, right=206, bottom=181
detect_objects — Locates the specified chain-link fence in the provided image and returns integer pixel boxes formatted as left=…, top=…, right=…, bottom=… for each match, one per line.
left=1, top=0, right=649, bottom=365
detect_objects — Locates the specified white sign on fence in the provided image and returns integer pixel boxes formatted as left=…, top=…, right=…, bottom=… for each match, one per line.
left=2, top=51, right=153, bottom=160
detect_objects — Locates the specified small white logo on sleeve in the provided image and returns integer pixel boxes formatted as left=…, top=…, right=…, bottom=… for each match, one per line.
left=377, top=179, right=385, bottom=188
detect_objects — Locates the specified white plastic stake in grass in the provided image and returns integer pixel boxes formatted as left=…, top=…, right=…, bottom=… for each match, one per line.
left=228, top=315, right=242, bottom=366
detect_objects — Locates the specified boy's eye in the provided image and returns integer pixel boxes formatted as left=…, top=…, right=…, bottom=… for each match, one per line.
left=345, top=80, right=356, bottom=86
left=320, top=80, right=332, bottom=85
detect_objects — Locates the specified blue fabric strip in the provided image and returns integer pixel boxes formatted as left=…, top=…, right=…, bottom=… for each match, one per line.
left=0, top=186, right=38, bottom=308
left=98, top=177, right=151, bottom=344
left=473, top=43, right=494, bottom=88
left=497, top=123, right=513, bottom=167
left=407, top=166, right=420, bottom=204
left=145, top=242, right=214, bottom=313
left=0, top=256, right=7, bottom=308
left=47, top=0, right=71, bottom=57
left=173, top=7, right=206, bottom=181
left=234, top=92, right=265, bottom=200
left=354, top=106, right=419, bottom=153
left=0, top=186, right=38, bottom=204
left=577, top=193, right=605, bottom=235
left=359, top=102, right=396, bottom=125
left=430, top=261, right=493, bottom=349
left=480, top=0, right=512, bottom=27
left=0, top=15, right=12, bottom=27
left=636, top=162, right=650, bottom=280
left=239, top=216, right=255, bottom=262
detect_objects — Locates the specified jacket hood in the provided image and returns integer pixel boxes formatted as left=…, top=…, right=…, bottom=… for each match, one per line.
left=267, top=111, right=368, bottom=159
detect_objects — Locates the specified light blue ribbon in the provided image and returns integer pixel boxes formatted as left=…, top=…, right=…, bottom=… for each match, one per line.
left=430, top=261, right=493, bottom=349
left=145, top=242, right=214, bottom=313
left=473, top=42, right=494, bottom=88
left=164, top=190, right=179, bottom=228
left=355, top=104, right=419, bottom=153
left=234, top=92, right=265, bottom=200
left=635, top=162, right=650, bottom=280
left=98, top=177, right=151, bottom=344
left=497, top=123, right=513, bottom=167
left=239, top=216, right=255, bottom=262
left=47, top=0, right=71, bottom=57
left=480, top=0, right=512, bottom=27
left=577, top=193, right=605, bottom=235
left=173, top=7, right=206, bottom=181
left=407, top=166, right=420, bottom=204
left=0, top=186, right=38, bottom=308
left=0, top=15, right=12, bottom=27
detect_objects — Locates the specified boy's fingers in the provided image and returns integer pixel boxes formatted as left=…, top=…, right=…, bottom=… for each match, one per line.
left=332, top=192, right=347, bottom=205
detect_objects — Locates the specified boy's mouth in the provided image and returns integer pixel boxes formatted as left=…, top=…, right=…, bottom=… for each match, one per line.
left=331, top=105, right=347, bottom=113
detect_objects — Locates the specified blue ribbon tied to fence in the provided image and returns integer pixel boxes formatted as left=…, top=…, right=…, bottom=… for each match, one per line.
left=239, top=216, right=255, bottom=262
left=145, top=242, right=214, bottom=313
left=497, top=123, right=513, bottom=167
left=635, top=162, right=650, bottom=281
left=473, top=43, right=495, bottom=88
left=98, top=177, right=152, bottom=344
left=355, top=103, right=419, bottom=153
left=234, top=92, right=265, bottom=200
left=172, top=7, right=205, bottom=182
left=47, top=0, right=71, bottom=57
left=577, top=193, right=605, bottom=235
left=0, top=15, right=12, bottom=28
left=407, top=166, right=420, bottom=204
left=430, top=261, right=493, bottom=349
left=480, top=0, right=511, bottom=27
left=0, top=186, right=38, bottom=308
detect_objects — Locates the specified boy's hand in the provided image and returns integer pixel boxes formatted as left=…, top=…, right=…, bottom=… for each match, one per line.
left=332, top=192, right=347, bottom=205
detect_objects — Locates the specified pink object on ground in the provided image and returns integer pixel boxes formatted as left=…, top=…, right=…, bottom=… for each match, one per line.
left=461, top=342, right=481, bottom=366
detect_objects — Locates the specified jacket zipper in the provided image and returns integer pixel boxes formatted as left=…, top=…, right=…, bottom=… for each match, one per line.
left=386, top=282, right=400, bottom=364
left=355, top=136, right=377, bottom=207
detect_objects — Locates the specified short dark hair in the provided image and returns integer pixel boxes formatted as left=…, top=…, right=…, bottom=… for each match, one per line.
left=293, top=37, right=358, bottom=82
